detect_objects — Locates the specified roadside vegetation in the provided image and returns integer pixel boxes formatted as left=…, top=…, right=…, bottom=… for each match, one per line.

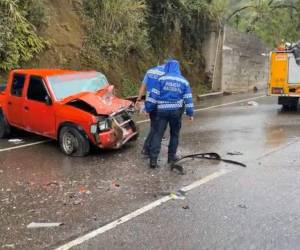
left=0, top=0, right=47, bottom=71
left=227, top=0, right=300, bottom=46
left=1, top=0, right=300, bottom=95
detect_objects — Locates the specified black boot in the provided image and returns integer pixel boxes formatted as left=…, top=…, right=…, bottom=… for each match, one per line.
left=149, top=158, right=159, bottom=169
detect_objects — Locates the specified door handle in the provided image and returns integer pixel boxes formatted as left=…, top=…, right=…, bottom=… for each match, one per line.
left=24, top=106, right=29, bottom=111
left=8, top=101, right=12, bottom=106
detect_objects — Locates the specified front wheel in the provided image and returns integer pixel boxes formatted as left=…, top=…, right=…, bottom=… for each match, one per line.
left=0, top=112, right=10, bottom=138
left=59, top=126, right=90, bottom=157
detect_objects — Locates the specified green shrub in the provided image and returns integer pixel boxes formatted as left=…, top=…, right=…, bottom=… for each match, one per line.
left=119, top=76, right=140, bottom=97
left=83, top=0, right=149, bottom=60
left=0, top=0, right=46, bottom=71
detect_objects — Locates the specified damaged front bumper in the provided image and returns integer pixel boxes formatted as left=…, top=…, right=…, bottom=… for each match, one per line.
left=91, top=109, right=138, bottom=149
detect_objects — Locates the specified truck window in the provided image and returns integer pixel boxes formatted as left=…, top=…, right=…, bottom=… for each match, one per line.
left=11, top=74, right=26, bottom=97
left=27, top=76, right=48, bottom=102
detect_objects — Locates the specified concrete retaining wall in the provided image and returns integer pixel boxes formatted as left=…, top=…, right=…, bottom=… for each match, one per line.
left=202, top=26, right=269, bottom=92
left=221, top=26, right=269, bottom=92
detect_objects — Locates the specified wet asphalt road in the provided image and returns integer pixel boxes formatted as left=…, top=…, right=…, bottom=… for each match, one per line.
left=1, top=92, right=300, bottom=250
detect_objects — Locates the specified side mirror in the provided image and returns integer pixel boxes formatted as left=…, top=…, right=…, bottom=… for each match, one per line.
left=45, top=95, right=52, bottom=105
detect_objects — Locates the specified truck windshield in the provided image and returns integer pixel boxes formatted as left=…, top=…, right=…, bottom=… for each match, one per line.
left=48, top=72, right=108, bottom=100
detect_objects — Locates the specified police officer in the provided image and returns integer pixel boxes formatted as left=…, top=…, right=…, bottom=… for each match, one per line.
left=145, top=60, right=194, bottom=168
left=135, top=63, right=166, bottom=156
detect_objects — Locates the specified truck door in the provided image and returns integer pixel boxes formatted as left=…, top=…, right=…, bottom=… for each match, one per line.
left=23, top=76, right=56, bottom=137
left=6, top=73, right=27, bottom=127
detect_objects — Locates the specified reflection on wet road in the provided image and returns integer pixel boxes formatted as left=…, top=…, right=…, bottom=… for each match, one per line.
left=1, top=93, right=300, bottom=249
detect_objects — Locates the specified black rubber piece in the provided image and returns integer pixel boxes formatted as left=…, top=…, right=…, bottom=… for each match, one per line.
left=170, top=152, right=247, bottom=174
left=59, top=126, right=90, bottom=157
left=170, top=164, right=185, bottom=175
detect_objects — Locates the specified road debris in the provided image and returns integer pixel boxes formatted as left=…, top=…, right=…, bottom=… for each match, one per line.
left=170, top=164, right=185, bottom=175
left=73, top=199, right=82, bottom=205
left=238, top=204, right=248, bottom=209
left=2, top=244, right=15, bottom=249
left=27, top=222, right=63, bottom=229
left=112, top=180, right=120, bottom=188
left=223, top=91, right=232, bottom=96
left=46, top=181, right=59, bottom=187
left=227, top=151, right=243, bottom=156
left=171, top=152, right=247, bottom=170
left=170, top=190, right=186, bottom=200
left=79, top=186, right=91, bottom=194
left=182, top=205, right=190, bottom=210
left=8, top=139, right=24, bottom=144
left=247, top=101, right=258, bottom=106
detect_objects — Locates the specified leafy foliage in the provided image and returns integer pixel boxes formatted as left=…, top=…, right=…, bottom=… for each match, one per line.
left=0, top=0, right=46, bottom=71
left=226, top=0, right=300, bottom=46
left=146, top=0, right=221, bottom=55
left=83, top=0, right=149, bottom=61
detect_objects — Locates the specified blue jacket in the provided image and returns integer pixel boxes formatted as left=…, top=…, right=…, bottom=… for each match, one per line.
left=145, top=60, right=194, bottom=117
left=142, top=65, right=165, bottom=99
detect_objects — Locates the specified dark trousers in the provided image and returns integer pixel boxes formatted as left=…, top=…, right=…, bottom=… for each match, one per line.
left=150, top=109, right=182, bottom=160
left=143, top=111, right=157, bottom=153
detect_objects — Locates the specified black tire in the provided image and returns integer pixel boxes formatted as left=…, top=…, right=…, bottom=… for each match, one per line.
left=282, top=103, right=298, bottom=111
left=0, top=111, right=10, bottom=138
left=59, top=126, right=90, bottom=157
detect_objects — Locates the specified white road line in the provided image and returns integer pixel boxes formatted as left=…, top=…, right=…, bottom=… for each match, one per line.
left=257, top=137, right=300, bottom=160
left=0, top=140, right=50, bottom=153
left=136, top=95, right=266, bottom=124
left=54, top=169, right=230, bottom=250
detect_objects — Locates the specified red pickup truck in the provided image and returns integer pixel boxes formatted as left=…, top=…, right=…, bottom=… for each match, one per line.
left=0, top=69, right=138, bottom=156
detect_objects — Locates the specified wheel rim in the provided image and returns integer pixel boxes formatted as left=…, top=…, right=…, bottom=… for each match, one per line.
left=62, top=131, right=77, bottom=154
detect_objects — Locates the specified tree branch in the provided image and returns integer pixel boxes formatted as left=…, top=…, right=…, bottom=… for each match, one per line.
left=226, top=5, right=257, bottom=21
left=271, top=4, right=298, bottom=11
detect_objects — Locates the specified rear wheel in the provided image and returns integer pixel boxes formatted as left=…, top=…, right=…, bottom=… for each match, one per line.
left=59, top=126, right=90, bottom=157
left=0, top=111, right=10, bottom=138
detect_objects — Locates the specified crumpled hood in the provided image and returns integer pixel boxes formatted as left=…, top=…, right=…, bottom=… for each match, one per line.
left=164, top=59, right=182, bottom=75
left=63, top=89, right=132, bottom=115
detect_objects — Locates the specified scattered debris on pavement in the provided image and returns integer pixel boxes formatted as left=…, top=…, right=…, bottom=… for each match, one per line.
left=227, top=151, right=243, bottom=156
left=73, top=199, right=82, bottom=205
left=171, top=152, right=247, bottom=171
left=112, top=180, right=121, bottom=188
left=223, top=91, right=232, bottom=96
left=170, top=190, right=186, bottom=200
left=182, top=205, right=190, bottom=210
left=247, top=101, right=258, bottom=106
left=46, top=181, right=59, bottom=187
left=27, top=222, right=63, bottom=229
left=2, top=244, right=15, bottom=249
left=8, top=139, right=24, bottom=144
left=238, top=204, right=248, bottom=209
left=79, top=186, right=91, bottom=194
left=170, top=164, right=185, bottom=175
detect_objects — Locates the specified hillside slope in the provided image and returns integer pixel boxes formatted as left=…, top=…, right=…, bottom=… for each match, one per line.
left=1, top=0, right=216, bottom=96
left=34, top=0, right=84, bottom=69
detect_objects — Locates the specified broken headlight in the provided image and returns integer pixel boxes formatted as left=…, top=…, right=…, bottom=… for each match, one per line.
left=98, top=117, right=112, bottom=132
